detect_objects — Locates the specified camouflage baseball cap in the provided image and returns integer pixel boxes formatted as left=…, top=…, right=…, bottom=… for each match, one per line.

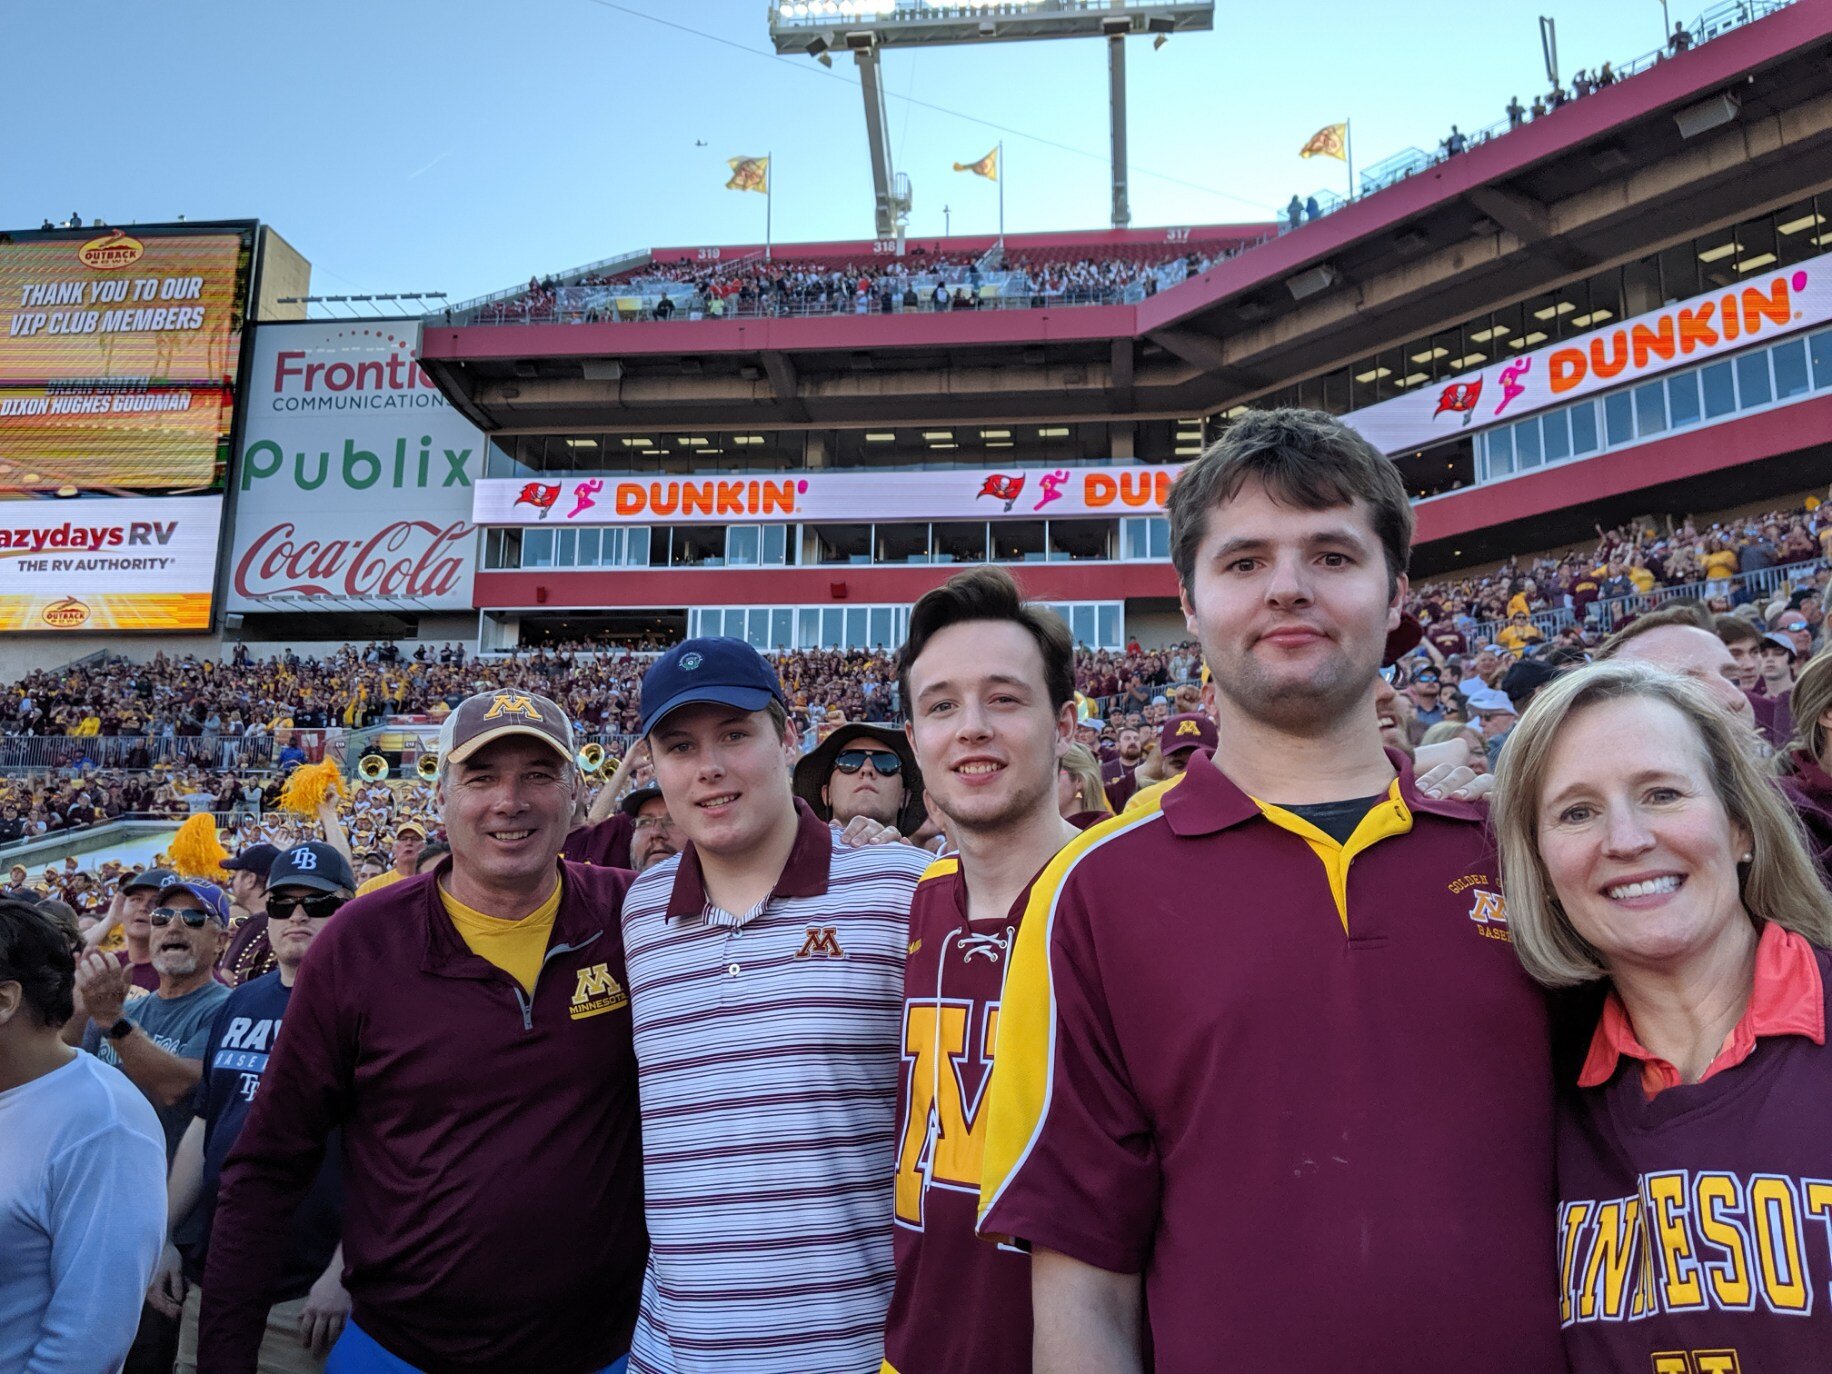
left=438, top=689, right=575, bottom=768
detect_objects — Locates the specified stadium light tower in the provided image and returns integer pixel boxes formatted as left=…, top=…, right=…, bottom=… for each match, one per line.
left=768, top=1, right=1215, bottom=237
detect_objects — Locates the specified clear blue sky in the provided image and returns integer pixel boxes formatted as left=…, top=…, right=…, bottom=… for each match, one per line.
left=2, top=0, right=1692, bottom=305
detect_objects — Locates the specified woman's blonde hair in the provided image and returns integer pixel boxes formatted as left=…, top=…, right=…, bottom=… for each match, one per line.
left=1058, top=743, right=1112, bottom=816
left=1419, top=720, right=1482, bottom=750
left=1788, top=647, right=1832, bottom=766
left=1492, top=660, right=1832, bottom=987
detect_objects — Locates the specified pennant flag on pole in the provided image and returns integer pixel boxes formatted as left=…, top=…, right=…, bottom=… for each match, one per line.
left=726, top=155, right=770, bottom=193
left=1298, top=124, right=1348, bottom=161
left=952, top=147, right=999, bottom=182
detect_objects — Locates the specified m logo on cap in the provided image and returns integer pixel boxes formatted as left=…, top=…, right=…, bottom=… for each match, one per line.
left=482, top=692, right=543, bottom=722
left=1175, top=719, right=1203, bottom=738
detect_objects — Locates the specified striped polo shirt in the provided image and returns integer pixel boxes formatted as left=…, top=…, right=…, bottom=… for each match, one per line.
left=622, top=799, right=931, bottom=1374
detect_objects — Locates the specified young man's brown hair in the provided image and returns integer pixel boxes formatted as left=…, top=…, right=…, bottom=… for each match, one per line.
left=1166, top=407, right=1414, bottom=597
left=897, top=566, right=1074, bottom=711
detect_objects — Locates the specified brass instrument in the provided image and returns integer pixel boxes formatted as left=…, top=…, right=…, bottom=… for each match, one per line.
left=577, top=742, right=611, bottom=777
left=416, top=752, right=440, bottom=781
left=357, top=753, right=390, bottom=782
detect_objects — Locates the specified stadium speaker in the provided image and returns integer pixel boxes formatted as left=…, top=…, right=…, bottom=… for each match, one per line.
left=1100, top=15, right=1130, bottom=35
left=804, top=35, right=828, bottom=56
left=1284, top=264, right=1339, bottom=302
left=582, top=360, right=624, bottom=381
left=223, top=613, right=244, bottom=631
left=1673, top=91, right=1741, bottom=140
left=844, top=29, right=874, bottom=50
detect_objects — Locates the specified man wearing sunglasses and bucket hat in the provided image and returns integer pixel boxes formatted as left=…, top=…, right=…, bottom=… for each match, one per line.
left=792, top=721, right=925, bottom=836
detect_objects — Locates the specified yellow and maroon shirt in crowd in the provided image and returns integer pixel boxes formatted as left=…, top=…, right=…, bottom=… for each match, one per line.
left=1559, top=923, right=1832, bottom=1372
left=978, top=749, right=1562, bottom=1374
left=884, top=856, right=1038, bottom=1374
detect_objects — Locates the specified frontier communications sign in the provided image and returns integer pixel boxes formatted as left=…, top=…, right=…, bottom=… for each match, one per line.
left=228, top=321, right=481, bottom=611
left=472, top=464, right=1182, bottom=527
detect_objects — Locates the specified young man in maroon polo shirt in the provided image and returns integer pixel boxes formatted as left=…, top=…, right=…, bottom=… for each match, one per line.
left=885, top=566, right=1081, bottom=1374
left=978, top=408, right=1561, bottom=1374
left=201, top=689, right=643, bottom=1374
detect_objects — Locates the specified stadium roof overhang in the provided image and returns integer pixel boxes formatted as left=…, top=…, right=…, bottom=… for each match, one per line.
left=418, top=3, right=1832, bottom=436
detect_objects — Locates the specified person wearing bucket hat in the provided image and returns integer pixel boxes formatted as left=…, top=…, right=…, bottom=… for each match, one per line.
left=201, top=687, right=645, bottom=1374
left=792, top=721, right=925, bottom=835
left=620, top=639, right=930, bottom=1370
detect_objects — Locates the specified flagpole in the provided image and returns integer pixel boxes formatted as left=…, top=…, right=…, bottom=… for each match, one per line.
left=1345, top=120, right=1355, bottom=202
left=766, top=150, right=773, bottom=262
left=998, top=141, right=1005, bottom=245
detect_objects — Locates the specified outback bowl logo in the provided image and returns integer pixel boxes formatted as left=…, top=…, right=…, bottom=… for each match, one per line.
left=41, top=596, right=90, bottom=628
left=78, top=229, right=145, bottom=271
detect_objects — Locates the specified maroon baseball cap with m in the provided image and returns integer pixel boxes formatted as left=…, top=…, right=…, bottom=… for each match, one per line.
left=439, top=689, right=575, bottom=767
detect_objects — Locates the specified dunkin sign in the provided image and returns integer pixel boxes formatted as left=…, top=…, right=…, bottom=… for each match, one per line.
left=1346, top=252, right=1829, bottom=456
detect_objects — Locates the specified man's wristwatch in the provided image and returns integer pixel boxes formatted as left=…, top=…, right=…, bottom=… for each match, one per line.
left=106, top=1018, right=135, bottom=1041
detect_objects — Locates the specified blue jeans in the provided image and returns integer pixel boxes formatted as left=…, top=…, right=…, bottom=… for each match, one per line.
left=326, top=1320, right=627, bottom=1374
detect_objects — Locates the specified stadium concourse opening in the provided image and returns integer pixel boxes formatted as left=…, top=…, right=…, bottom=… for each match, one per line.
left=514, top=610, right=685, bottom=648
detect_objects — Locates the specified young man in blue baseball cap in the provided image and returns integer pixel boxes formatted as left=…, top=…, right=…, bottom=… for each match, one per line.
left=622, top=637, right=931, bottom=1372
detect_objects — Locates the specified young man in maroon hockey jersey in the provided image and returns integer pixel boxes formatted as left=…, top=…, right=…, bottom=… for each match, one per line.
left=884, top=566, right=1082, bottom=1374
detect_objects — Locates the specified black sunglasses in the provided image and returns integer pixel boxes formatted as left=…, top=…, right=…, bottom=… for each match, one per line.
left=268, top=893, right=347, bottom=921
left=832, top=749, right=903, bottom=776
left=150, top=907, right=219, bottom=929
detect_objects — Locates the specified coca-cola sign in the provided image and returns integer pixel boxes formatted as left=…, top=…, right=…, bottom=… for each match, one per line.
left=233, top=519, right=472, bottom=601
left=229, top=322, right=480, bottom=612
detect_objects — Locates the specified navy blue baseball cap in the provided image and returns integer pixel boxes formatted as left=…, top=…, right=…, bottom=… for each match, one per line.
left=267, top=841, right=357, bottom=897
left=640, top=637, right=791, bottom=736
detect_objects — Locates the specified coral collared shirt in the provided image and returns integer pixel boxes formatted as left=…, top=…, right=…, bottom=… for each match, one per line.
left=1578, top=922, right=1827, bottom=1097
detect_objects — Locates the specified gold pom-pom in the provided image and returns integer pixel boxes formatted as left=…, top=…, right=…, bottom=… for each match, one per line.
left=169, top=813, right=229, bottom=880
left=279, top=759, right=347, bottom=816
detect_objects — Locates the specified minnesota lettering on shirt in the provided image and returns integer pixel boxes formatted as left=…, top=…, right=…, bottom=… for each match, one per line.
left=1560, top=1170, right=1832, bottom=1326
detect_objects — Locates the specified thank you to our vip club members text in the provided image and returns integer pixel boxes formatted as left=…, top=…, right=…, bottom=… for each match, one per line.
left=9, top=275, right=208, bottom=335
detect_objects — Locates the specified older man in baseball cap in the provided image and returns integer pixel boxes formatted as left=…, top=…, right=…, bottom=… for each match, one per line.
left=203, top=688, right=644, bottom=1374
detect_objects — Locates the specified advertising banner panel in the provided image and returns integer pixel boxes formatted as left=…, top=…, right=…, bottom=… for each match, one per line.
left=472, top=464, right=1183, bottom=528
left=1344, top=251, right=1830, bottom=455
left=0, top=227, right=251, bottom=492
left=227, top=321, right=481, bottom=611
left=0, top=494, right=224, bottom=631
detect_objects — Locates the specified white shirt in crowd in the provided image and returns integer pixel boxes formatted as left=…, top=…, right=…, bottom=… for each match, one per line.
left=0, top=1051, right=167, bottom=1374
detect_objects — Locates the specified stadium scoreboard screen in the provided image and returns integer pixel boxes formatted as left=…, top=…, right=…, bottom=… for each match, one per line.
left=0, top=223, right=255, bottom=632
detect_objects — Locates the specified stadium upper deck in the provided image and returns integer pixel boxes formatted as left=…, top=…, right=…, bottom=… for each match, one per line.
left=415, top=0, right=1832, bottom=650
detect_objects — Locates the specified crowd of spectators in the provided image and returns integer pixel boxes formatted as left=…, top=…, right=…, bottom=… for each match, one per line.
left=1404, top=501, right=1832, bottom=646
left=478, top=238, right=1242, bottom=324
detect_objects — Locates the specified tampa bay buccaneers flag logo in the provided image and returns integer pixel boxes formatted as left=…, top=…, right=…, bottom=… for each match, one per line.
left=1433, top=378, right=1484, bottom=426
left=977, top=473, right=1025, bottom=512
left=515, top=482, right=562, bottom=518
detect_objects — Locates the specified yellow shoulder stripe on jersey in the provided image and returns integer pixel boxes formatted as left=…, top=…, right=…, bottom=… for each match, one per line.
left=1122, top=768, right=1186, bottom=813
left=919, top=855, right=961, bottom=884
left=977, top=795, right=1168, bottom=1231
left=1251, top=778, right=1411, bottom=934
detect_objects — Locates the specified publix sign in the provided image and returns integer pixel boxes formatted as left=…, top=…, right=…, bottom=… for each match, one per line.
left=227, top=321, right=480, bottom=612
